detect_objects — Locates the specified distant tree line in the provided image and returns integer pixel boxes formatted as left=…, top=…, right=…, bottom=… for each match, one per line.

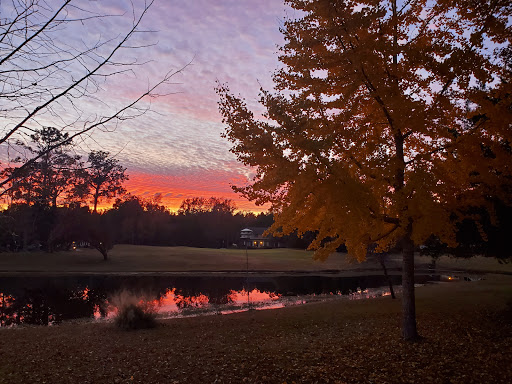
left=0, top=191, right=280, bottom=258
left=2, top=184, right=509, bottom=262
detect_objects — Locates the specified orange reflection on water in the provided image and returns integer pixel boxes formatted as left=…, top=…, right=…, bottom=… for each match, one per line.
left=156, top=288, right=210, bottom=311
left=103, top=288, right=284, bottom=319
left=155, top=289, right=179, bottom=312
left=0, top=293, right=14, bottom=308
left=227, top=289, right=281, bottom=305
left=93, top=304, right=101, bottom=320
left=174, top=293, right=210, bottom=309
left=153, top=288, right=280, bottom=314
left=79, top=288, right=90, bottom=301
left=0, top=293, right=21, bottom=326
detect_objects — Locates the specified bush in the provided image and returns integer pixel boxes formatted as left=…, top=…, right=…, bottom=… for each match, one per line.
left=110, top=290, right=158, bottom=330
left=114, top=303, right=157, bottom=330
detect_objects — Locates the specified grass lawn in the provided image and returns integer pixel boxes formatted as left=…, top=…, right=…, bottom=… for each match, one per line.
left=0, top=245, right=347, bottom=273
left=0, top=274, right=510, bottom=383
left=415, top=253, right=512, bottom=274
left=0, top=244, right=510, bottom=275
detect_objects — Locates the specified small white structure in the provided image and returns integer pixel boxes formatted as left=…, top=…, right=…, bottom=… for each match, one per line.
left=239, top=227, right=279, bottom=248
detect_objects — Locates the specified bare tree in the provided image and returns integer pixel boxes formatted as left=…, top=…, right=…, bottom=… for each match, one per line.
left=0, top=0, right=183, bottom=198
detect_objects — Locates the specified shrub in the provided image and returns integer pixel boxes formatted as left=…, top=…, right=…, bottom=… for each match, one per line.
left=110, top=290, right=158, bottom=330
left=114, top=303, right=157, bottom=330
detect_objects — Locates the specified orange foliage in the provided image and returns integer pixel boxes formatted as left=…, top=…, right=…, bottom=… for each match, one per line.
left=217, top=0, right=512, bottom=262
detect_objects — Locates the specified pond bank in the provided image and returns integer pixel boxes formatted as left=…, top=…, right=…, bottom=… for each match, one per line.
left=0, top=274, right=510, bottom=384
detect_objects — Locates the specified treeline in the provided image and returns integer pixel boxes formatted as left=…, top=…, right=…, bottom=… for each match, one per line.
left=0, top=195, right=279, bottom=258
left=1, top=190, right=510, bottom=262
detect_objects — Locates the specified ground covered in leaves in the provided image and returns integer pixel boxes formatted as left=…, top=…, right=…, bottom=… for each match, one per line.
left=1, top=275, right=511, bottom=384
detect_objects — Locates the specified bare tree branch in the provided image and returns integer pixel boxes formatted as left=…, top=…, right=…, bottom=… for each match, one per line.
left=1, top=0, right=183, bottom=198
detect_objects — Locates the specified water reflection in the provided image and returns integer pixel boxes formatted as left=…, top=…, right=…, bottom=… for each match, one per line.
left=0, top=274, right=441, bottom=327
left=153, top=288, right=282, bottom=318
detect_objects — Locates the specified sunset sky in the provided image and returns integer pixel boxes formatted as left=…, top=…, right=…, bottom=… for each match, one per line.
left=80, top=0, right=290, bottom=212
left=0, top=0, right=295, bottom=212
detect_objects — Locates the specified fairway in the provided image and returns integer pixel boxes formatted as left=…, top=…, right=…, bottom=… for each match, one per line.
left=0, top=245, right=360, bottom=274
left=0, top=244, right=510, bottom=275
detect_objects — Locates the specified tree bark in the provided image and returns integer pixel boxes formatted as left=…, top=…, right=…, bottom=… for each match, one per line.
left=401, top=233, right=419, bottom=341
left=93, top=187, right=100, bottom=213
left=378, top=256, right=396, bottom=299
left=98, top=245, right=108, bottom=261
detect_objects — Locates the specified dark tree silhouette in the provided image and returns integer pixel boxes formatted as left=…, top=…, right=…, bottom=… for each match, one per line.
left=177, top=197, right=239, bottom=248
left=49, top=205, right=113, bottom=260
left=178, top=197, right=237, bottom=215
left=2, top=127, right=81, bottom=207
left=83, top=151, right=128, bottom=213
left=110, top=195, right=146, bottom=245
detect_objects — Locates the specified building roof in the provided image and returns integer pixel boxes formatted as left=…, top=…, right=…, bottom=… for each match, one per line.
left=240, top=227, right=271, bottom=239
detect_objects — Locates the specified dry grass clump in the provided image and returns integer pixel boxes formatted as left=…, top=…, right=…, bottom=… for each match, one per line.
left=109, top=290, right=157, bottom=330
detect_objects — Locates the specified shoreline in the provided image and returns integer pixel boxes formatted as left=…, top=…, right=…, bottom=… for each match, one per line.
left=0, top=269, right=484, bottom=277
left=0, top=267, right=508, bottom=277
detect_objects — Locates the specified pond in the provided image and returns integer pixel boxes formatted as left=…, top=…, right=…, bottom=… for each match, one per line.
left=0, top=274, right=444, bottom=327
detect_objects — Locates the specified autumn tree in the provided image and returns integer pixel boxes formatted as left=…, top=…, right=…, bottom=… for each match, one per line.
left=0, top=0, right=183, bottom=199
left=217, top=0, right=512, bottom=341
left=82, top=151, right=129, bottom=213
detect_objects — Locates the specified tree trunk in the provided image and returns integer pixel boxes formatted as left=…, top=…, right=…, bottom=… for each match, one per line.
left=93, top=190, right=99, bottom=213
left=428, top=257, right=437, bottom=273
left=22, top=227, right=28, bottom=251
left=99, top=246, right=108, bottom=261
left=378, top=256, right=396, bottom=299
left=401, top=234, right=419, bottom=341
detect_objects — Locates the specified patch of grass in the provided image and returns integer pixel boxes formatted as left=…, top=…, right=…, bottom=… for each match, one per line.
left=0, top=244, right=510, bottom=274
left=415, top=254, right=512, bottom=274
left=0, top=245, right=361, bottom=273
